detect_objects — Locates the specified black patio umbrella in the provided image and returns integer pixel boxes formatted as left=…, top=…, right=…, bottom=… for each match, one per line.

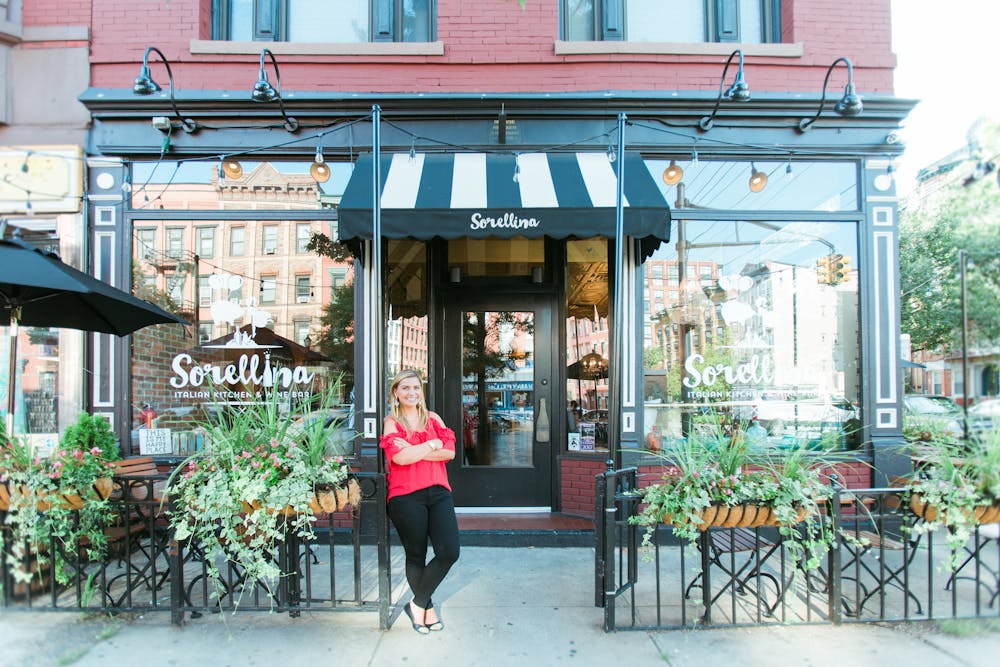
left=1, top=235, right=188, bottom=433
left=566, top=351, right=610, bottom=381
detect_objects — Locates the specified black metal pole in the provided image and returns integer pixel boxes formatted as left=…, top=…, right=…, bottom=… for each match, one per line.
left=960, top=249, right=969, bottom=441
left=608, top=112, right=626, bottom=467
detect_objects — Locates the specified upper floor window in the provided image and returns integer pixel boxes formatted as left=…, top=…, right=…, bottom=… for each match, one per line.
left=563, top=0, right=780, bottom=43
left=212, top=0, right=433, bottom=43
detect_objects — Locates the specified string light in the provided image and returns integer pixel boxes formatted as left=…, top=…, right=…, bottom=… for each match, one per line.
left=513, top=153, right=521, bottom=183
left=606, top=138, right=617, bottom=163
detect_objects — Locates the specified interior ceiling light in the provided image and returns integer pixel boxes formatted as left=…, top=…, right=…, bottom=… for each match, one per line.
left=662, top=160, right=684, bottom=185
left=798, top=56, right=863, bottom=132
left=251, top=48, right=299, bottom=133
left=698, top=49, right=751, bottom=132
left=132, top=46, right=198, bottom=133
left=748, top=163, right=768, bottom=193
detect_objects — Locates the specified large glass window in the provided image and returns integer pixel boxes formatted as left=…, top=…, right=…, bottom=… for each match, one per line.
left=642, top=219, right=861, bottom=453
left=229, top=226, right=245, bottom=256
left=386, top=240, right=428, bottom=379
left=196, top=226, right=216, bottom=259
left=214, top=0, right=433, bottom=43
left=564, top=0, right=779, bottom=43
left=565, top=237, right=610, bottom=452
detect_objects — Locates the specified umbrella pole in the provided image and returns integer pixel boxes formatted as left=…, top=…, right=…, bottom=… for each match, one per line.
left=6, top=306, right=20, bottom=436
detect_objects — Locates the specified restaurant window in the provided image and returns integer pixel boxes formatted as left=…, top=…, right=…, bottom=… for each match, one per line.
left=386, top=240, right=428, bottom=379
left=642, top=218, right=861, bottom=453
left=261, top=225, right=278, bottom=255
left=230, top=226, right=245, bottom=256
left=260, top=275, right=277, bottom=303
left=565, top=237, right=610, bottom=453
left=296, top=223, right=311, bottom=253
left=563, top=0, right=779, bottom=43
left=196, top=226, right=216, bottom=259
left=212, top=0, right=433, bottom=43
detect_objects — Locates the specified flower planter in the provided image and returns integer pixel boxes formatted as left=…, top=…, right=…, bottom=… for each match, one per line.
left=667, top=503, right=810, bottom=531
left=0, top=477, right=112, bottom=511
left=910, top=494, right=1000, bottom=524
left=243, top=479, right=363, bottom=517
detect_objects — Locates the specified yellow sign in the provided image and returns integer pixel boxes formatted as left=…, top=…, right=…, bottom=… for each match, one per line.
left=0, top=145, right=84, bottom=214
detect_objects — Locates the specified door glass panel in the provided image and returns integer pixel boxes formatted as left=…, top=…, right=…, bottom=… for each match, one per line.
left=461, top=311, right=535, bottom=467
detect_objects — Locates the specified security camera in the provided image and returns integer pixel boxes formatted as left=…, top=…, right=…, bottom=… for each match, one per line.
left=151, top=116, right=172, bottom=132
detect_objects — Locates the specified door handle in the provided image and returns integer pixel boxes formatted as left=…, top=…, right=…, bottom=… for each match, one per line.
left=536, top=397, right=550, bottom=443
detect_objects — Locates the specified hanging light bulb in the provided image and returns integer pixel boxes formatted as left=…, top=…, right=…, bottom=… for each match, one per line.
left=25, top=195, right=33, bottom=216
left=785, top=158, right=793, bottom=176
left=310, top=145, right=330, bottom=183
left=606, top=139, right=617, bottom=163
left=217, top=157, right=225, bottom=180
left=221, top=157, right=243, bottom=180
left=662, top=160, right=684, bottom=186
left=121, top=178, right=132, bottom=193
left=409, top=138, right=416, bottom=163
left=512, top=153, right=521, bottom=183
left=21, top=152, right=30, bottom=173
left=748, top=163, right=768, bottom=193
left=690, top=148, right=699, bottom=166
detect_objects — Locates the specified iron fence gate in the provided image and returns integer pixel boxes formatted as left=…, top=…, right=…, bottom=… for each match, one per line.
left=596, top=466, right=1000, bottom=631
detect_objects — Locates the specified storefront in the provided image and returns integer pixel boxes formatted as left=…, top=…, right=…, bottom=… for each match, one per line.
left=81, top=90, right=912, bottom=515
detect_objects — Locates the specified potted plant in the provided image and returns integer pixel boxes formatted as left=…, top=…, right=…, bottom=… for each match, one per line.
left=903, top=423, right=1000, bottom=568
left=166, top=384, right=360, bottom=608
left=629, top=417, right=838, bottom=572
left=0, top=413, right=118, bottom=588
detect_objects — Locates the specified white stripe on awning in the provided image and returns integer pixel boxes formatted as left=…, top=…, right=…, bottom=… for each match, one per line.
left=576, top=152, right=629, bottom=208
left=517, top=153, right=559, bottom=207
left=380, top=153, right=424, bottom=209
left=451, top=153, right=488, bottom=208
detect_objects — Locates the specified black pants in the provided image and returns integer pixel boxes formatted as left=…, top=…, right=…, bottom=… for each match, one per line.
left=387, top=485, right=460, bottom=609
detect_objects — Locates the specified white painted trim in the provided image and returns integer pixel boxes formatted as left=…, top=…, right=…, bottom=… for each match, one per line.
left=876, top=408, right=897, bottom=429
left=873, top=230, right=897, bottom=405
left=872, top=206, right=893, bottom=227
left=22, top=25, right=89, bottom=42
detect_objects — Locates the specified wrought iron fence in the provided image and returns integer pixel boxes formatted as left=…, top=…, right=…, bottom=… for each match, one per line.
left=596, top=466, right=1000, bottom=631
left=0, top=471, right=392, bottom=629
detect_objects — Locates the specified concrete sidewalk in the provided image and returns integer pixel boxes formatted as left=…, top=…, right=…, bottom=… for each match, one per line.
left=2, top=547, right=999, bottom=667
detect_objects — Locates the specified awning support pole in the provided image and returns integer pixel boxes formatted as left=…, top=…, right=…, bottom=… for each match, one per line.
left=371, top=105, right=384, bottom=463
left=609, top=111, right=626, bottom=467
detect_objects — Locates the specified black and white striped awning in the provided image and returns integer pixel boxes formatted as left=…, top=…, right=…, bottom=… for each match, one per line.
left=337, top=152, right=671, bottom=253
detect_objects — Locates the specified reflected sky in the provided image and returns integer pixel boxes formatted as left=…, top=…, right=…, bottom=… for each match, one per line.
left=644, top=159, right=858, bottom=212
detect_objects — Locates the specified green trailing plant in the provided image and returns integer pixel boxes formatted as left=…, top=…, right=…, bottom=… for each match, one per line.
left=904, top=425, right=1000, bottom=569
left=0, top=415, right=118, bottom=588
left=629, top=416, right=839, bottom=572
left=166, top=381, right=359, bottom=609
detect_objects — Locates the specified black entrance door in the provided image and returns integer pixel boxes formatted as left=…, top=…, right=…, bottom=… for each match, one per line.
left=443, top=294, right=553, bottom=508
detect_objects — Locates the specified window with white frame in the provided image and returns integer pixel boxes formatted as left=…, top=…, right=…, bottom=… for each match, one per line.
left=260, top=275, right=277, bottom=304
left=136, top=228, right=157, bottom=260
left=261, top=225, right=278, bottom=255
left=198, top=275, right=212, bottom=307
left=562, top=0, right=779, bottom=44
left=296, top=223, right=312, bottom=253
left=166, top=228, right=185, bottom=259
left=230, top=226, right=245, bottom=256
left=196, top=226, right=216, bottom=259
left=295, top=275, right=311, bottom=303
left=199, top=322, right=214, bottom=344
left=212, top=0, right=433, bottom=43
left=294, top=320, right=311, bottom=346
left=330, top=268, right=348, bottom=292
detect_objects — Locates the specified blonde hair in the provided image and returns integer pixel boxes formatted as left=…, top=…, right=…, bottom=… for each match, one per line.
left=389, top=369, right=429, bottom=434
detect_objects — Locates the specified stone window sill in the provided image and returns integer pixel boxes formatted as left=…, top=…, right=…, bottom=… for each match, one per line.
left=554, top=41, right=803, bottom=57
left=190, top=39, right=444, bottom=57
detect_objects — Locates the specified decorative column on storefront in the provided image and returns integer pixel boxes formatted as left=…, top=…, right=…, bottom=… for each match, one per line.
left=360, top=105, right=385, bottom=465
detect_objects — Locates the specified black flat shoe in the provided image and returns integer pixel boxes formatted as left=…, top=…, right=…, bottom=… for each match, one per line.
left=403, top=603, right=430, bottom=635
left=424, top=605, right=444, bottom=631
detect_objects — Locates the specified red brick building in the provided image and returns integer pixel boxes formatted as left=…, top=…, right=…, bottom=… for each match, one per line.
left=5, top=0, right=914, bottom=515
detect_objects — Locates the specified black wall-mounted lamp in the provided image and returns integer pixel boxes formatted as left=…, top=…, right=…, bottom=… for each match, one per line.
left=252, top=48, right=299, bottom=132
left=798, top=56, right=863, bottom=132
left=698, top=49, right=751, bottom=132
left=133, top=46, right=198, bottom=133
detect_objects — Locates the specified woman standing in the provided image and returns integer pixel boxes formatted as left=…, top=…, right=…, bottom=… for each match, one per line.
left=380, top=369, right=460, bottom=634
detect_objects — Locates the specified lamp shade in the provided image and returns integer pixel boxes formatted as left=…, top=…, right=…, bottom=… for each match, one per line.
left=662, top=160, right=684, bottom=186
left=748, top=165, right=768, bottom=193
left=221, top=159, right=244, bottom=180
